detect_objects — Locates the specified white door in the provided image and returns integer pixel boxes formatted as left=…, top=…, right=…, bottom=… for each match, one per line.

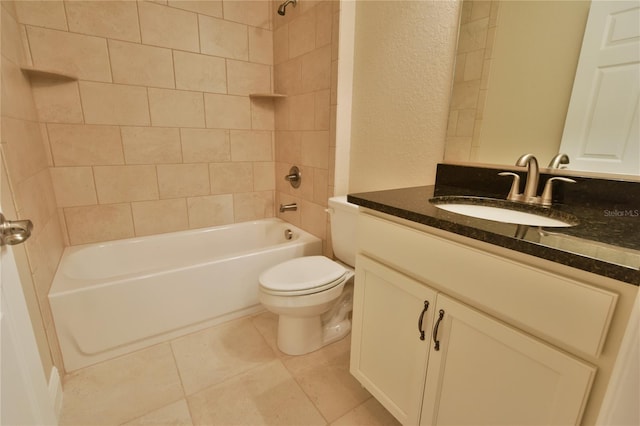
left=350, top=255, right=437, bottom=425
left=559, top=1, right=640, bottom=174
left=420, top=294, right=596, bottom=426
left=0, top=157, right=56, bottom=425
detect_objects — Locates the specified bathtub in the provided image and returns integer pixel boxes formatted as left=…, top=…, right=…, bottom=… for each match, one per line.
left=49, top=218, right=322, bottom=371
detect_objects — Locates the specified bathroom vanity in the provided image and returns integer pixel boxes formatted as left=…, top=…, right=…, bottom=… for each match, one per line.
left=347, top=164, right=639, bottom=425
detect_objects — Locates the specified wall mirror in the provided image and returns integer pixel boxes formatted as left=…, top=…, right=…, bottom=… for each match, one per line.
left=444, top=0, right=640, bottom=176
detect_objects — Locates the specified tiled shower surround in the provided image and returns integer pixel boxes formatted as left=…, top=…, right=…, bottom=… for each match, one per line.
left=0, top=0, right=339, bottom=376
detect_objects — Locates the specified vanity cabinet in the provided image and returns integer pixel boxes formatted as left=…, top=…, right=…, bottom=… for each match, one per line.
left=350, top=212, right=618, bottom=425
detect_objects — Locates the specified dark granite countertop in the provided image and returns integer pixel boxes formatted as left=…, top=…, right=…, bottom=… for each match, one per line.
left=347, top=165, right=640, bottom=286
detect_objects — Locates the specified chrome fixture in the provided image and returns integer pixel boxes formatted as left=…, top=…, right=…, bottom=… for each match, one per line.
left=515, top=153, right=540, bottom=204
left=0, top=213, right=32, bottom=245
left=541, top=177, right=576, bottom=207
left=277, top=0, right=297, bottom=16
left=548, top=153, right=570, bottom=169
left=284, top=165, right=301, bottom=188
left=284, top=229, right=293, bottom=240
left=280, top=203, right=298, bottom=213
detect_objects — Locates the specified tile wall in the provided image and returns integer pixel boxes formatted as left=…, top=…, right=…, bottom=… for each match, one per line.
left=272, top=0, right=339, bottom=257
left=444, top=0, right=499, bottom=162
left=17, top=0, right=277, bottom=245
left=1, top=1, right=65, bottom=375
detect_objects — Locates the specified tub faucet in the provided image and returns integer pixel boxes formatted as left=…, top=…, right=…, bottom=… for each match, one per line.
left=515, top=154, right=540, bottom=204
left=279, top=203, right=297, bottom=213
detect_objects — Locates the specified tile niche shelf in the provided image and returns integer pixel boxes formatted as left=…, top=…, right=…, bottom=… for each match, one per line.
left=20, top=66, right=77, bottom=81
left=249, top=93, right=287, bottom=99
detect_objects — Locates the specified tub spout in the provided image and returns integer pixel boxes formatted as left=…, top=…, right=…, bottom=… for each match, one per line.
left=279, top=203, right=297, bottom=213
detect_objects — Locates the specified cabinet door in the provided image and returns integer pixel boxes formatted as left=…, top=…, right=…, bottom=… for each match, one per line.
left=420, top=294, right=596, bottom=426
left=351, top=255, right=437, bottom=425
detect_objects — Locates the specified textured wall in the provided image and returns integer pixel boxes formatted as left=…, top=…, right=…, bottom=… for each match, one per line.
left=348, top=0, right=461, bottom=193
left=1, top=1, right=65, bottom=375
left=17, top=0, right=276, bottom=246
left=272, top=0, right=339, bottom=256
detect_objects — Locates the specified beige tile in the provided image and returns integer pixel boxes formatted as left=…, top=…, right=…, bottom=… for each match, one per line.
left=64, top=203, right=134, bottom=245
left=463, top=49, right=484, bottom=82
left=275, top=162, right=294, bottom=194
left=139, top=1, right=199, bottom=52
left=315, top=89, right=330, bottom=130
left=233, top=190, right=274, bottom=221
left=171, top=318, right=276, bottom=394
left=65, top=0, right=140, bottom=42
left=15, top=1, right=67, bottom=31
left=94, top=165, right=159, bottom=204
left=47, top=124, right=124, bottom=166
left=273, top=24, right=289, bottom=65
left=173, top=51, right=226, bottom=93
left=300, top=199, right=326, bottom=239
left=27, top=26, right=111, bottom=82
left=249, top=311, right=291, bottom=358
left=227, top=60, right=271, bottom=96
left=1, top=117, right=49, bottom=184
left=59, top=344, right=183, bottom=425
left=204, top=94, right=251, bottom=129
left=187, top=360, right=326, bottom=426
left=316, top=0, right=332, bottom=47
left=109, top=40, right=174, bottom=89
left=248, top=26, right=273, bottom=65
left=157, top=163, right=210, bottom=198
left=330, top=398, right=401, bottom=426
left=187, top=194, right=234, bottom=228
left=275, top=131, right=302, bottom=165
left=283, top=336, right=370, bottom=422
left=167, top=0, right=222, bottom=17
left=246, top=0, right=271, bottom=30
left=149, top=88, right=205, bottom=128
left=274, top=57, right=302, bottom=94
left=301, top=131, right=329, bottom=169
left=455, top=109, right=476, bottom=137
left=330, top=59, right=338, bottom=105
left=289, top=8, right=316, bottom=58
left=331, top=11, right=339, bottom=61
left=294, top=164, right=315, bottom=201
left=289, top=93, right=316, bottom=130
left=253, top=162, right=275, bottom=191
left=313, top=168, right=328, bottom=205
left=2, top=9, right=28, bottom=66
left=458, top=18, right=489, bottom=54
left=50, top=167, right=97, bottom=208
left=180, top=128, right=230, bottom=163
left=199, top=14, right=248, bottom=60
left=31, top=80, right=83, bottom=124
left=301, top=45, right=331, bottom=92
left=122, top=127, right=182, bottom=165
left=250, top=97, right=275, bottom=130
left=230, top=130, right=272, bottom=161
left=209, top=162, right=253, bottom=194
left=449, top=80, right=481, bottom=110
left=123, top=399, right=193, bottom=426
left=80, top=82, right=150, bottom=126
left=132, top=198, right=189, bottom=236
left=274, top=97, right=290, bottom=130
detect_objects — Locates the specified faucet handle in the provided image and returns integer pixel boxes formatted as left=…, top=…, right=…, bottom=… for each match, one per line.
left=541, top=177, right=576, bottom=207
left=498, top=172, right=523, bottom=202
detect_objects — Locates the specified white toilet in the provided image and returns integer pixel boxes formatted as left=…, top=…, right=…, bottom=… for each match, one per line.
left=258, top=196, right=358, bottom=355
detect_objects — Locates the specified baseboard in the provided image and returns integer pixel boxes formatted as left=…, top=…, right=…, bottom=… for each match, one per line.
left=48, top=367, right=63, bottom=420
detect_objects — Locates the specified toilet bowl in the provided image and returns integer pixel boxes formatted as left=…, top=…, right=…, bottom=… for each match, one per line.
left=258, top=196, right=359, bottom=355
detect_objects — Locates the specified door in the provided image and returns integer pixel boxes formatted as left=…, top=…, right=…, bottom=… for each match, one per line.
left=559, top=1, right=640, bottom=174
left=350, top=255, right=437, bottom=425
left=420, top=294, right=596, bottom=426
left=0, top=155, right=56, bottom=424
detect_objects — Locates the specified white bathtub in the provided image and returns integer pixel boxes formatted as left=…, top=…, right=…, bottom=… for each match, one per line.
left=49, top=219, right=322, bottom=371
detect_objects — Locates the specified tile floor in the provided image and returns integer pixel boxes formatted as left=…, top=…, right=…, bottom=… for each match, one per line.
left=59, top=311, right=402, bottom=426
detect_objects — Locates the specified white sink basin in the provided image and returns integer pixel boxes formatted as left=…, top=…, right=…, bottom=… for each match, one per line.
left=430, top=197, right=578, bottom=228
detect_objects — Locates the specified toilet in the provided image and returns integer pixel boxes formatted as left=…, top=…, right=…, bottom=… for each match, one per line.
left=258, top=196, right=358, bottom=355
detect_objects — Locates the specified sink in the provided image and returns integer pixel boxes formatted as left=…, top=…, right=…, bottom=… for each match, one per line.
left=429, top=196, right=578, bottom=228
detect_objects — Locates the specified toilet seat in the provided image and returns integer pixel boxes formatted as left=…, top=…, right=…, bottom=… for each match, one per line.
left=259, top=256, right=347, bottom=296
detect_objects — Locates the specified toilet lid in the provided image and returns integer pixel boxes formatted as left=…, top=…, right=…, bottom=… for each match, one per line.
left=259, top=256, right=347, bottom=293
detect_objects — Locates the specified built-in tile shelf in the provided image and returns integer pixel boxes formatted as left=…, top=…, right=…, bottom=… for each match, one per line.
left=21, top=66, right=77, bottom=81
left=249, top=93, right=287, bottom=99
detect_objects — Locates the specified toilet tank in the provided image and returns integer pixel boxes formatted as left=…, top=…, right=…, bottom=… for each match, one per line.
left=328, top=196, right=359, bottom=267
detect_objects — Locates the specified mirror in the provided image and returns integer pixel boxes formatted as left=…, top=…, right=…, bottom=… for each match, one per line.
left=444, top=0, right=640, bottom=175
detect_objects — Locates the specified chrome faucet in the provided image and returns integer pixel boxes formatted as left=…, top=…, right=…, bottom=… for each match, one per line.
left=515, top=153, right=540, bottom=204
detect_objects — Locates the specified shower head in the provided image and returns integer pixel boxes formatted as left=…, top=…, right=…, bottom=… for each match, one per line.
left=277, top=0, right=297, bottom=16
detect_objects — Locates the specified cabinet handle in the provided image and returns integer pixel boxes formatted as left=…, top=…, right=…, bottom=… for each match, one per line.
left=433, top=309, right=445, bottom=351
left=418, top=300, right=430, bottom=340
